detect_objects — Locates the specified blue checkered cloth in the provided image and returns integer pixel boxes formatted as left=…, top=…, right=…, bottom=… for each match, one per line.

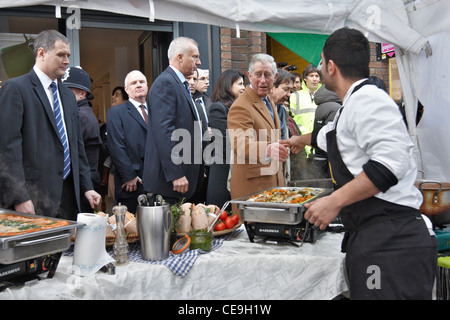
left=65, top=229, right=243, bottom=278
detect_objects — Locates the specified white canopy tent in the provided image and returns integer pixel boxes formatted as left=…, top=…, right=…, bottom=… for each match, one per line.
left=1, top=0, right=449, bottom=180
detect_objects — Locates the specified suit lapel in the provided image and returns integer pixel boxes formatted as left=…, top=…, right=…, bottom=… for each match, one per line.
left=246, top=86, right=276, bottom=129
left=127, top=101, right=148, bottom=130
left=29, top=70, right=60, bottom=137
left=166, top=67, right=198, bottom=121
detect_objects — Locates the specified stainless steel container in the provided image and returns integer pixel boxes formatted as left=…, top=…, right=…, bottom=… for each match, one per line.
left=230, top=187, right=330, bottom=225
left=137, top=202, right=172, bottom=261
left=0, top=209, right=83, bottom=264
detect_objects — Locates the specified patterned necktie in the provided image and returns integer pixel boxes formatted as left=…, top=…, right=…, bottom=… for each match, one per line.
left=50, top=82, right=71, bottom=180
left=140, top=105, right=148, bottom=124
left=263, top=97, right=275, bottom=121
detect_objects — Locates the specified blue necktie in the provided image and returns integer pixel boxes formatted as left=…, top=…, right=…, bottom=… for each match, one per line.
left=263, top=97, right=275, bottom=121
left=50, top=82, right=71, bottom=180
left=183, top=81, right=191, bottom=96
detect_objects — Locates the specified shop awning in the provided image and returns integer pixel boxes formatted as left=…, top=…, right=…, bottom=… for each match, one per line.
left=267, top=33, right=328, bottom=66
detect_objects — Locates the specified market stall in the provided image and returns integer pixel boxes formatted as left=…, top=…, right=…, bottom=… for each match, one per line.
left=0, top=225, right=347, bottom=300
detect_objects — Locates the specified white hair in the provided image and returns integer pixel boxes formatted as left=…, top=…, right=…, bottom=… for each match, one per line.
left=124, top=70, right=147, bottom=87
left=167, top=37, right=198, bottom=62
left=249, top=53, right=277, bottom=76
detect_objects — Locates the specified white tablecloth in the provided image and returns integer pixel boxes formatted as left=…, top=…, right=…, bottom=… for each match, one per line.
left=0, top=226, right=348, bottom=300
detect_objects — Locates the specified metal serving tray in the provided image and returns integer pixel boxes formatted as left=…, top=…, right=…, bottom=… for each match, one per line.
left=0, top=209, right=84, bottom=264
left=230, top=187, right=331, bottom=225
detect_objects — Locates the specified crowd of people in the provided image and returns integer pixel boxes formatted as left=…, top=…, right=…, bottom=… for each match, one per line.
left=0, top=28, right=438, bottom=300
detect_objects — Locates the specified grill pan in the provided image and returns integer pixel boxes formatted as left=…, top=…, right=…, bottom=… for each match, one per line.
left=0, top=209, right=84, bottom=264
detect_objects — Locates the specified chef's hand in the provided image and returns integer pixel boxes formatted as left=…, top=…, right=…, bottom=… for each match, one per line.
left=266, top=142, right=289, bottom=162
left=173, top=176, right=189, bottom=194
left=15, top=200, right=36, bottom=215
left=122, top=176, right=142, bottom=192
left=303, top=195, right=341, bottom=230
left=85, top=190, right=102, bottom=209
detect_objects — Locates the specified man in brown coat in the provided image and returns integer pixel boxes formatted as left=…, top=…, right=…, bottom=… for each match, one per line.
left=227, top=53, right=289, bottom=215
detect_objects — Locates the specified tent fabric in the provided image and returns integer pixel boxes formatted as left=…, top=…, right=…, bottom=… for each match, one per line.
left=266, top=32, right=328, bottom=66
left=0, top=0, right=430, bottom=55
left=0, top=0, right=449, bottom=180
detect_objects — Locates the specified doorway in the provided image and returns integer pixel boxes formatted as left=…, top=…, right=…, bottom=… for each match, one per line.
left=78, top=27, right=171, bottom=122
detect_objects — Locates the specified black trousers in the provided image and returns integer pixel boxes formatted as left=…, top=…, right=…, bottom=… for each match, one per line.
left=56, top=172, right=78, bottom=221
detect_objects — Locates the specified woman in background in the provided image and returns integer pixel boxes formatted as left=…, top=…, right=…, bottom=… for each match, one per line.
left=206, top=70, right=245, bottom=209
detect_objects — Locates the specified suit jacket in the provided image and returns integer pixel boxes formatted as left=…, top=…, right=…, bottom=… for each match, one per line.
left=106, top=101, right=148, bottom=201
left=0, top=69, right=93, bottom=217
left=192, top=91, right=212, bottom=119
left=143, top=66, right=203, bottom=201
left=206, top=101, right=231, bottom=208
left=227, top=85, right=285, bottom=203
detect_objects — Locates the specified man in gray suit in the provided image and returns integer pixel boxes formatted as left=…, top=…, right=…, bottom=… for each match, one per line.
left=0, top=30, right=100, bottom=220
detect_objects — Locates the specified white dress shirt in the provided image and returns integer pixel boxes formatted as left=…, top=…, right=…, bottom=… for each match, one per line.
left=317, top=79, right=423, bottom=209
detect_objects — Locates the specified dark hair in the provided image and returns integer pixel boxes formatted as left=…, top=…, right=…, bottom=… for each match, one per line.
left=112, top=86, right=128, bottom=100
left=368, top=76, right=387, bottom=92
left=211, top=69, right=244, bottom=106
left=302, top=64, right=321, bottom=80
left=32, top=30, right=70, bottom=57
left=274, top=69, right=295, bottom=88
left=322, top=27, right=370, bottom=79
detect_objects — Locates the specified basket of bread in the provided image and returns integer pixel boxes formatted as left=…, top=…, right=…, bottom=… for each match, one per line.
left=97, top=211, right=139, bottom=246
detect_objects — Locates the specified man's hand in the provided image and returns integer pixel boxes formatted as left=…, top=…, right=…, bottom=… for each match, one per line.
left=15, top=200, right=35, bottom=215
left=303, top=195, right=341, bottom=230
left=173, top=176, right=189, bottom=194
left=266, top=142, right=289, bottom=162
left=280, top=133, right=311, bottom=154
left=85, top=190, right=102, bottom=209
left=121, top=176, right=143, bottom=192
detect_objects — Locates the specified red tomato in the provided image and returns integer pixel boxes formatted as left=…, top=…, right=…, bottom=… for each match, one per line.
left=225, top=217, right=235, bottom=229
left=215, top=222, right=226, bottom=232
left=219, top=211, right=228, bottom=221
left=231, top=214, right=240, bottom=224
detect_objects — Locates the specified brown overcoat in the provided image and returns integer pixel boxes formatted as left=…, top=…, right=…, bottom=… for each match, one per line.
left=227, top=85, right=285, bottom=214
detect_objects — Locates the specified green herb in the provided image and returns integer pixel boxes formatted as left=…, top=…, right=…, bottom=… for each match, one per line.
left=170, top=198, right=185, bottom=233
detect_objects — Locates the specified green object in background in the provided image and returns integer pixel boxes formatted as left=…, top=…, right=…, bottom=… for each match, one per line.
left=1, top=35, right=34, bottom=79
left=267, top=32, right=328, bottom=66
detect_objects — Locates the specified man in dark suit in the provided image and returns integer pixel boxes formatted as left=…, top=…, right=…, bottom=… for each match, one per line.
left=106, top=70, right=148, bottom=213
left=143, top=37, right=204, bottom=205
left=0, top=30, right=101, bottom=220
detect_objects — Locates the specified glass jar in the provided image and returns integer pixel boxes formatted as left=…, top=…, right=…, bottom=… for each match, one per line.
left=188, top=229, right=213, bottom=251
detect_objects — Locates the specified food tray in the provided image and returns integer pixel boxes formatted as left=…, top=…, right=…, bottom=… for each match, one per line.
left=0, top=209, right=84, bottom=264
left=230, top=187, right=330, bottom=225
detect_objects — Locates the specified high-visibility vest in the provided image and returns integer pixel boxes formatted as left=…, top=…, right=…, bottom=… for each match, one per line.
left=289, top=82, right=321, bottom=156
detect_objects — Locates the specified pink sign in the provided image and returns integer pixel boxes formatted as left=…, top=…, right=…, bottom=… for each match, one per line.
left=382, top=43, right=395, bottom=58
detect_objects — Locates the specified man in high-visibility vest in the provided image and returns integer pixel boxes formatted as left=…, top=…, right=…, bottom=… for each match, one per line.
left=289, top=64, right=321, bottom=157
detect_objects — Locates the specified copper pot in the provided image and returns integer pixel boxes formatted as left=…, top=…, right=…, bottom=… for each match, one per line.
left=416, top=181, right=450, bottom=226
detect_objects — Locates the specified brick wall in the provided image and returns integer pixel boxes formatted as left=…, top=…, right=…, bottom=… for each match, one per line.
left=369, top=42, right=390, bottom=93
left=220, top=27, right=266, bottom=77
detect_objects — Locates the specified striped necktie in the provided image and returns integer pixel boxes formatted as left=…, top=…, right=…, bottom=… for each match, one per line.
left=50, top=82, right=71, bottom=180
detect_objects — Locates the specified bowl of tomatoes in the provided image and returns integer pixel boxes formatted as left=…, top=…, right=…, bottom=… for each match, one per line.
left=213, top=210, right=242, bottom=236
